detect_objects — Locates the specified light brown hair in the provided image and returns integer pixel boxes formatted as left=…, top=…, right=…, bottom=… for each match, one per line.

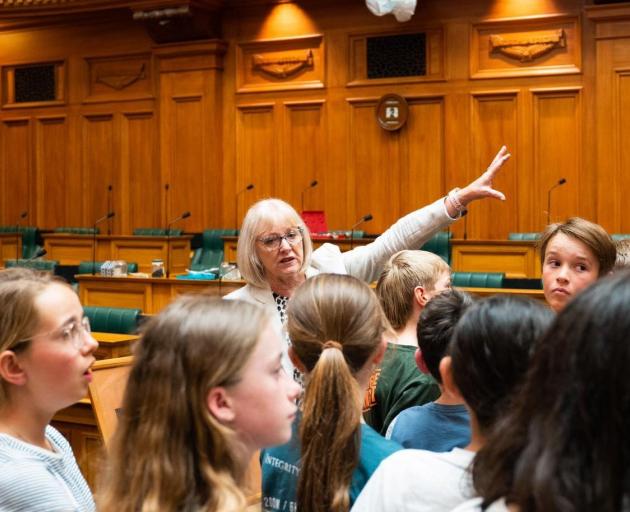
left=614, top=238, right=630, bottom=271
left=98, top=296, right=271, bottom=512
left=539, top=217, right=616, bottom=276
left=376, top=250, right=450, bottom=330
left=0, top=268, right=64, bottom=404
left=287, top=274, right=390, bottom=512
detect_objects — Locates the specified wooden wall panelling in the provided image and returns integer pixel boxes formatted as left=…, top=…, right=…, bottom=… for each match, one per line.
left=235, top=102, right=277, bottom=224
left=610, top=69, right=630, bottom=233
left=469, top=91, right=519, bottom=239
left=279, top=100, right=326, bottom=212
left=35, top=115, right=68, bottom=229
left=531, top=87, right=583, bottom=226
left=399, top=96, right=444, bottom=222
left=120, top=111, right=159, bottom=234
left=347, top=97, right=401, bottom=233
left=1, top=118, right=32, bottom=226
left=81, top=113, right=118, bottom=231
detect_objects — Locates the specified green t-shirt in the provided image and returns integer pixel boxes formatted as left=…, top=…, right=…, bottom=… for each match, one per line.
left=363, top=343, right=440, bottom=435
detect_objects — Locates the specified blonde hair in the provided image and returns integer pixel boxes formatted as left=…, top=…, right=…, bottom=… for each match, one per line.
left=0, top=269, right=65, bottom=405
left=287, top=274, right=390, bottom=512
left=539, top=217, right=616, bottom=276
left=237, top=198, right=313, bottom=288
left=98, top=296, right=271, bottom=512
left=614, top=238, right=630, bottom=271
left=376, top=250, right=450, bottom=330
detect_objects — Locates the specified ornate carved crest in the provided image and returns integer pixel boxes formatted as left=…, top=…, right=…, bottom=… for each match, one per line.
left=490, top=29, right=566, bottom=63
left=96, top=63, right=146, bottom=90
left=252, top=50, right=314, bottom=79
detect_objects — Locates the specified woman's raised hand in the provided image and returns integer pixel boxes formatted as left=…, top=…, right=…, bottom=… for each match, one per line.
left=459, top=145, right=511, bottom=206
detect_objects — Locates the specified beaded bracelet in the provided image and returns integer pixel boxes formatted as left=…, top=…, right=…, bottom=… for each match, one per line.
left=447, top=188, right=467, bottom=216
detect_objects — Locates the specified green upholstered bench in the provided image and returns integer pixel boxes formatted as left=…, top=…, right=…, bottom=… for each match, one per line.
left=83, top=306, right=142, bottom=334
left=4, top=259, right=58, bottom=272
left=508, top=233, right=541, bottom=241
left=452, top=272, right=505, bottom=288
left=190, top=229, right=237, bottom=271
left=0, top=225, right=41, bottom=259
left=133, top=228, right=183, bottom=236
left=77, top=261, right=139, bottom=274
left=421, top=231, right=452, bottom=264
left=54, top=227, right=100, bottom=235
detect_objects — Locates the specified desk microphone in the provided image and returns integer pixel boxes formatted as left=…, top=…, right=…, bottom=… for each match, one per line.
left=235, top=183, right=255, bottom=228
left=92, top=211, right=115, bottom=275
left=165, top=211, right=191, bottom=278
left=107, top=185, right=113, bottom=235
left=350, top=213, right=373, bottom=250
left=14, top=211, right=28, bottom=263
left=546, top=178, right=567, bottom=225
left=301, top=180, right=318, bottom=213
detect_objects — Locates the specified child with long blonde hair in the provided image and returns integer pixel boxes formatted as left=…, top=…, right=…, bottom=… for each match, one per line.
left=261, top=274, right=402, bottom=512
left=98, top=295, right=300, bottom=512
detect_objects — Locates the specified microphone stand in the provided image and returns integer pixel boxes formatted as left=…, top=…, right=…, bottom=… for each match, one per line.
left=546, top=178, right=567, bottom=225
left=301, top=180, right=318, bottom=213
left=14, top=211, right=27, bottom=264
left=165, top=211, right=191, bottom=278
left=350, top=214, right=373, bottom=250
left=235, top=184, right=254, bottom=229
left=92, top=212, right=115, bottom=275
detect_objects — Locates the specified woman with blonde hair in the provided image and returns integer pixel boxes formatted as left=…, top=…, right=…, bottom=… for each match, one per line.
left=261, top=274, right=402, bottom=512
left=0, top=268, right=98, bottom=511
left=98, top=295, right=300, bottom=512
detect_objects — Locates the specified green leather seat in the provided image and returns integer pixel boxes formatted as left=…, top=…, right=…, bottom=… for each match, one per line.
left=78, top=261, right=139, bottom=274
left=83, top=306, right=141, bottom=334
left=0, top=225, right=40, bottom=258
left=508, top=233, right=541, bottom=241
left=612, top=234, right=630, bottom=241
left=54, top=227, right=99, bottom=235
left=5, top=259, right=58, bottom=272
left=421, top=231, right=452, bottom=264
left=133, top=228, right=183, bottom=236
left=190, top=229, right=236, bottom=271
left=452, top=272, right=505, bottom=288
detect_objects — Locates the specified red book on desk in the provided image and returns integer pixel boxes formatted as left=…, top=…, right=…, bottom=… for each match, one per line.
left=301, top=211, right=329, bottom=237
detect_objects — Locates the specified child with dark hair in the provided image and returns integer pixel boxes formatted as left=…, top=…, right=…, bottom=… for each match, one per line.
left=387, top=288, right=474, bottom=452
left=352, top=295, right=553, bottom=512
left=453, top=271, right=630, bottom=512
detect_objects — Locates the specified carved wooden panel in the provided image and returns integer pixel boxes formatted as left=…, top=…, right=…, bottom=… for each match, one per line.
left=532, top=88, right=582, bottom=226
left=121, top=111, right=159, bottom=235
left=1, top=60, right=65, bottom=109
left=278, top=100, right=326, bottom=213
left=348, top=28, right=444, bottom=86
left=35, top=116, right=68, bottom=229
left=236, top=35, right=324, bottom=93
left=84, top=53, right=152, bottom=104
left=81, top=114, right=117, bottom=230
left=235, top=104, right=276, bottom=223
left=469, top=92, right=518, bottom=238
left=471, top=16, right=581, bottom=79
left=1, top=119, right=31, bottom=225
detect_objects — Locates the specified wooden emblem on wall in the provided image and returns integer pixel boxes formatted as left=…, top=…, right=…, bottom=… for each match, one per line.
left=471, top=16, right=580, bottom=79
left=84, top=54, right=152, bottom=103
left=237, top=34, right=324, bottom=93
left=376, top=94, right=408, bottom=131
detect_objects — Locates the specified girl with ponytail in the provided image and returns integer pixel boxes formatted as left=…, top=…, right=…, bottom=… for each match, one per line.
left=98, top=295, right=300, bottom=512
left=261, top=274, right=402, bottom=512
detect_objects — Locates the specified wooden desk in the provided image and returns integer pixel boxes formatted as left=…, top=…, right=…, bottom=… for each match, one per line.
left=92, top=332, right=139, bottom=360
left=450, top=239, right=541, bottom=279
left=460, top=287, right=546, bottom=303
left=77, top=275, right=243, bottom=314
left=0, top=232, right=21, bottom=262
left=42, top=234, right=192, bottom=274
left=222, top=235, right=374, bottom=262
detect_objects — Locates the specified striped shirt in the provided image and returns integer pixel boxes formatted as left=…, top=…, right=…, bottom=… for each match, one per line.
left=0, top=425, right=95, bottom=512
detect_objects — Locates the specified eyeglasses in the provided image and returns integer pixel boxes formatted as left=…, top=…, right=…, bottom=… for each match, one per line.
left=257, top=227, right=303, bottom=251
left=13, top=317, right=92, bottom=352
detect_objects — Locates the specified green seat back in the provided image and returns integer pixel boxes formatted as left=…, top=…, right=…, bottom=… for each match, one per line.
left=78, top=261, right=138, bottom=274
left=19, top=226, right=39, bottom=259
left=452, top=272, right=505, bottom=288
left=190, top=229, right=235, bottom=271
left=83, top=306, right=141, bottom=334
left=508, top=232, right=541, bottom=241
left=54, top=227, right=100, bottom=235
left=420, top=231, right=452, bottom=264
left=5, top=259, right=58, bottom=272
left=612, top=234, right=630, bottom=241
left=133, top=228, right=183, bottom=236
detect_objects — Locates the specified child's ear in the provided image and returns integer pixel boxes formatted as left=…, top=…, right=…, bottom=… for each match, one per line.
left=0, top=350, right=27, bottom=387
left=413, top=286, right=428, bottom=307
left=439, top=356, right=462, bottom=399
left=288, top=346, right=306, bottom=374
left=372, top=337, right=388, bottom=365
left=414, top=348, right=430, bottom=375
left=206, top=387, right=236, bottom=424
